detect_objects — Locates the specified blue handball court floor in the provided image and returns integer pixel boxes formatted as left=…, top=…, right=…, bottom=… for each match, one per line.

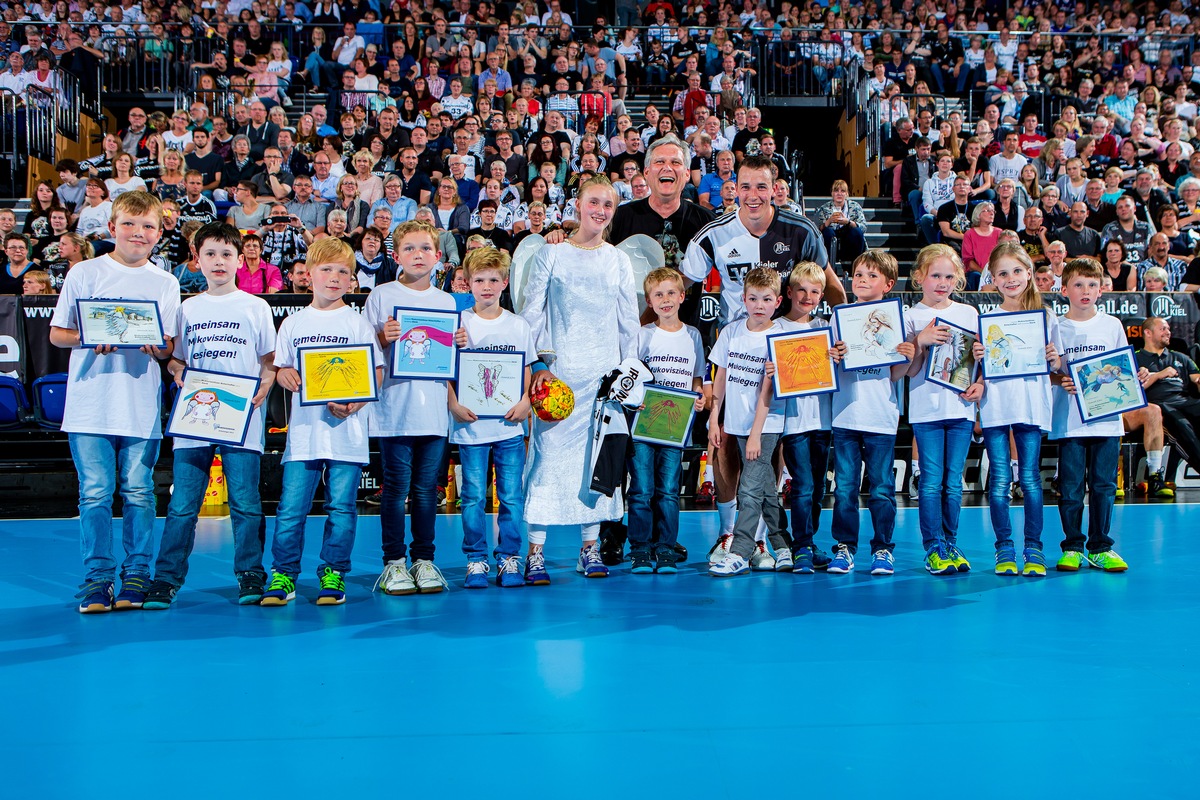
left=1, top=505, right=1196, bottom=797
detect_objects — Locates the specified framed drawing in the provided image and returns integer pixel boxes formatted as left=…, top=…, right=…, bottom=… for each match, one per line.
left=833, top=298, right=907, bottom=371
left=166, top=368, right=261, bottom=446
left=76, top=298, right=166, bottom=349
left=1069, top=346, right=1147, bottom=424
left=631, top=384, right=699, bottom=448
left=926, top=317, right=979, bottom=392
left=979, top=309, right=1049, bottom=380
left=766, top=328, right=838, bottom=398
left=390, top=306, right=458, bottom=380
left=298, top=343, right=379, bottom=406
left=454, top=349, right=526, bottom=419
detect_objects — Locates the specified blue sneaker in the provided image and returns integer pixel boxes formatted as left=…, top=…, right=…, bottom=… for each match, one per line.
left=316, top=566, right=346, bottom=605
left=811, top=547, right=833, bottom=571
left=524, top=551, right=551, bottom=585
left=497, top=556, right=524, bottom=588
left=708, top=553, right=750, bottom=577
left=869, top=549, right=895, bottom=576
left=76, top=580, right=114, bottom=614
left=924, top=545, right=957, bottom=575
left=143, top=580, right=178, bottom=610
left=577, top=544, right=609, bottom=578
left=827, top=544, right=854, bottom=574
left=792, top=546, right=816, bottom=574
left=260, top=572, right=297, bottom=606
left=465, top=560, right=490, bottom=589
left=114, top=574, right=152, bottom=610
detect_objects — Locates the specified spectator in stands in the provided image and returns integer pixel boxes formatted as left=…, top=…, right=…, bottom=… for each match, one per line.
left=989, top=131, right=1028, bottom=186
left=43, top=233, right=91, bottom=291
left=1157, top=206, right=1196, bottom=260
left=1036, top=185, right=1069, bottom=231
left=899, top=136, right=933, bottom=229
left=1124, top=168, right=1172, bottom=222
left=260, top=203, right=310, bottom=274
left=919, top=150, right=958, bottom=244
left=1018, top=113, right=1047, bottom=158
left=185, top=130, right=224, bottom=196
left=106, top=153, right=148, bottom=200
left=1102, top=240, right=1137, bottom=292
left=77, top=179, right=112, bottom=244
left=883, top=117, right=916, bottom=205
left=955, top=137, right=994, bottom=201
left=22, top=269, right=54, bottom=295
left=817, top=180, right=866, bottom=266
left=1055, top=202, right=1103, bottom=258
left=962, top=202, right=1000, bottom=288
left=1103, top=195, right=1155, bottom=264
left=332, top=175, right=370, bottom=238
left=227, top=181, right=270, bottom=233
left=117, top=107, right=152, bottom=159
left=216, top=135, right=260, bottom=202
left=236, top=101, right=280, bottom=162
left=1138, top=233, right=1189, bottom=290
left=55, top=160, right=86, bottom=218
left=0, top=233, right=34, bottom=294
left=234, top=233, right=283, bottom=294
left=698, top=150, right=734, bottom=211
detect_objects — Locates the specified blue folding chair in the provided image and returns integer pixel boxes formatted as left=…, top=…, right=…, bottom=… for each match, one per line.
left=32, top=372, right=68, bottom=429
left=0, top=375, right=29, bottom=428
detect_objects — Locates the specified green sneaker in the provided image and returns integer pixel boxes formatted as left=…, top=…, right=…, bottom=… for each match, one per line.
left=994, top=548, right=1019, bottom=576
left=316, top=566, right=347, bottom=605
left=260, top=572, right=296, bottom=606
left=946, top=543, right=971, bottom=572
left=1021, top=547, right=1047, bottom=577
left=924, top=545, right=957, bottom=575
left=1056, top=551, right=1086, bottom=572
left=1087, top=550, right=1129, bottom=573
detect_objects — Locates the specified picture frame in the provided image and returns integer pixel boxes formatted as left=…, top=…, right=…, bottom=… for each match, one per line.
left=1069, top=346, right=1147, bottom=424
left=979, top=309, right=1049, bottom=380
left=166, top=368, right=261, bottom=447
left=766, top=328, right=839, bottom=398
left=390, top=306, right=458, bottom=380
left=454, top=349, right=526, bottom=419
left=76, top=298, right=166, bottom=349
left=631, top=384, right=699, bottom=449
left=298, top=343, right=380, bottom=406
left=925, top=317, right=979, bottom=393
left=833, top=298, right=907, bottom=371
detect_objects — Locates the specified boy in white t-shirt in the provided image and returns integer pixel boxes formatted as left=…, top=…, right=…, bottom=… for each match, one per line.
left=827, top=250, right=916, bottom=576
left=777, top=262, right=835, bottom=574
left=707, top=268, right=790, bottom=577
left=143, top=223, right=277, bottom=610
left=628, top=267, right=707, bottom=575
left=50, top=191, right=181, bottom=614
left=367, top=221, right=458, bottom=596
left=1050, top=258, right=1136, bottom=573
left=448, top=248, right=536, bottom=588
left=260, top=237, right=384, bottom=606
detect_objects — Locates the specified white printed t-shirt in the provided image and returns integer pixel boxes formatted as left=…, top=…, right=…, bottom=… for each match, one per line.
left=710, top=318, right=785, bottom=437
left=1051, top=311, right=1126, bottom=439
left=830, top=309, right=901, bottom=435
left=904, top=300, right=978, bottom=424
left=451, top=308, right=536, bottom=445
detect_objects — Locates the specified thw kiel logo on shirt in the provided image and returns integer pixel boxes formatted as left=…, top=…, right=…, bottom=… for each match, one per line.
left=774, top=242, right=789, bottom=254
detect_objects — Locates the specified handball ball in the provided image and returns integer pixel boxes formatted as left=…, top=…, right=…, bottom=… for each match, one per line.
left=531, top=378, right=574, bottom=421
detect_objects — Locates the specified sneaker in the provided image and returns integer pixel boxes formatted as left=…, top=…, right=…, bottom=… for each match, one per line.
left=1115, top=485, right=1126, bottom=500
left=708, top=552, right=750, bottom=577
left=599, top=527, right=626, bottom=566
left=364, top=488, right=383, bottom=505
left=629, top=548, right=654, bottom=574
left=1021, top=547, right=1047, bottom=577
left=143, top=580, right=178, bottom=610
left=994, top=547, right=1019, bottom=576
left=114, top=574, right=152, bottom=610
left=1148, top=470, right=1175, bottom=499
left=695, top=480, right=715, bottom=505
left=811, top=547, right=832, bottom=571
left=374, top=558, right=417, bottom=595
left=76, top=580, right=114, bottom=614
left=524, top=551, right=551, bottom=585
left=774, top=546, right=793, bottom=572
left=908, top=471, right=920, bottom=501
left=436, top=487, right=447, bottom=506
left=707, top=533, right=733, bottom=565
left=1087, top=549, right=1129, bottom=572
left=792, top=546, right=817, bottom=574
left=946, top=543, right=971, bottom=572
left=673, top=542, right=688, bottom=563
left=412, top=559, right=448, bottom=593
left=237, top=573, right=265, bottom=605
left=1056, top=550, right=1086, bottom=572
left=465, top=560, right=490, bottom=589
left=827, top=544, right=855, bottom=574
left=316, top=566, right=346, bottom=605
left=260, top=572, right=296, bottom=606
left=497, top=556, right=524, bottom=588
left=749, top=542, right=776, bottom=571
left=1011, top=481, right=1024, bottom=501
left=655, top=546, right=679, bottom=574
left=869, top=549, right=895, bottom=576
left=925, top=545, right=958, bottom=575
left=576, top=544, right=609, bottom=578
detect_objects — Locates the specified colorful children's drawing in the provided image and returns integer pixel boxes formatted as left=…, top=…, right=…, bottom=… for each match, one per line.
left=391, top=307, right=458, bottom=379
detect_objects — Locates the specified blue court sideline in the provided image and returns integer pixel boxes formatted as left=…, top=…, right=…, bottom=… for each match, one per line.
left=1, top=505, right=1195, bottom=797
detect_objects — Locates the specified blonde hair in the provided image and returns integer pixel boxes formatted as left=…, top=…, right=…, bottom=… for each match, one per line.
left=22, top=269, right=54, bottom=294
left=1142, top=266, right=1170, bottom=287
left=852, top=248, right=899, bottom=283
left=1062, top=257, right=1104, bottom=285
left=987, top=242, right=1042, bottom=311
left=644, top=266, right=685, bottom=295
left=391, top=219, right=441, bottom=251
left=305, top=236, right=355, bottom=270
left=911, top=243, right=966, bottom=292
left=743, top=267, right=782, bottom=295
left=463, top=246, right=512, bottom=281
left=111, top=191, right=164, bottom=228
left=60, top=232, right=93, bottom=260
left=788, top=261, right=827, bottom=290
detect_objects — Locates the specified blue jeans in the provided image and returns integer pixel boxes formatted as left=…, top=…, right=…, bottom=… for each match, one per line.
left=781, top=430, right=830, bottom=550
left=626, top=441, right=683, bottom=553
left=982, top=424, right=1045, bottom=550
left=459, top=436, right=526, bottom=562
left=831, top=428, right=897, bottom=554
left=812, top=64, right=844, bottom=93
left=69, top=433, right=160, bottom=583
left=822, top=225, right=867, bottom=265
left=930, top=62, right=969, bottom=95
left=154, top=445, right=266, bottom=587
left=911, top=419, right=974, bottom=552
left=1056, top=436, right=1119, bottom=554
left=270, top=459, right=360, bottom=577
left=379, top=435, right=447, bottom=563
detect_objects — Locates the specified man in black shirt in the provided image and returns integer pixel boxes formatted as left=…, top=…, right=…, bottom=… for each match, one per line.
left=1053, top=202, right=1102, bottom=257
left=185, top=129, right=225, bottom=193
left=1137, top=316, right=1200, bottom=476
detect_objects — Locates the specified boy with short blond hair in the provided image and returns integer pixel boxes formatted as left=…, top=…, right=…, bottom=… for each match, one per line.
left=49, top=191, right=181, bottom=613
left=367, top=220, right=459, bottom=595
left=828, top=249, right=916, bottom=576
left=708, top=267, right=790, bottom=577
left=628, top=267, right=707, bottom=574
left=261, top=236, right=384, bottom=606
left=449, top=247, right=537, bottom=587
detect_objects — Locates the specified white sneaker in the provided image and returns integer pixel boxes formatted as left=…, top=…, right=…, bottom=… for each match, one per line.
left=749, top=542, right=776, bottom=571
left=708, top=533, right=734, bottom=565
left=374, top=558, right=416, bottom=595
left=774, top=546, right=793, bottom=572
left=708, top=552, right=749, bottom=577
left=411, top=559, right=448, bottom=593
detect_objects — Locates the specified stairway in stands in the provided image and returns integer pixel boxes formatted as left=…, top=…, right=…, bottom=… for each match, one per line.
left=804, top=195, right=920, bottom=278
left=0, top=199, right=30, bottom=229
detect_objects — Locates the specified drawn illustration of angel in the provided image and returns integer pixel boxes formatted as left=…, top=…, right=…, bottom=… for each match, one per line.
left=861, top=308, right=900, bottom=360
left=182, top=389, right=221, bottom=425
left=314, top=355, right=363, bottom=394
left=398, top=324, right=454, bottom=365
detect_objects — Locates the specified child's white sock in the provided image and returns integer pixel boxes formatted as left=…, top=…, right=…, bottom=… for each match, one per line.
left=704, top=460, right=714, bottom=484
left=755, top=517, right=768, bottom=543
left=717, top=500, right=737, bottom=535
left=911, top=459, right=920, bottom=477
left=1147, top=450, right=1163, bottom=475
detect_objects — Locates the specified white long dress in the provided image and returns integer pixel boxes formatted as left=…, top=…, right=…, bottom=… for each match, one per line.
left=520, top=241, right=640, bottom=525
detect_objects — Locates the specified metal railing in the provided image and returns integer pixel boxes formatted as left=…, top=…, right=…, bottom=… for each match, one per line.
left=53, top=73, right=80, bottom=143
left=0, top=89, right=20, bottom=196
left=96, top=34, right=179, bottom=94
left=25, top=88, right=56, bottom=165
